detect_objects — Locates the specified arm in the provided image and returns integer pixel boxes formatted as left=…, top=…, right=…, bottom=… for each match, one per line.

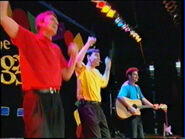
left=142, top=98, right=159, bottom=110
left=76, top=36, right=96, bottom=68
left=62, top=42, right=78, bottom=81
left=118, top=97, right=137, bottom=115
left=0, top=1, right=19, bottom=38
left=103, top=57, right=111, bottom=84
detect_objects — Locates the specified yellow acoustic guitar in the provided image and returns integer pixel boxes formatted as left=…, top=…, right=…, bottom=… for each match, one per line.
left=115, top=97, right=167, bottom=119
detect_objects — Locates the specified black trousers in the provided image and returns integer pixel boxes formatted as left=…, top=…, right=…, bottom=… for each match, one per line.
left=78, top=101, right=111, bottom=138
left=127, top=116, right=145, bottom=139
left=23, top=90, right=65, bottom=138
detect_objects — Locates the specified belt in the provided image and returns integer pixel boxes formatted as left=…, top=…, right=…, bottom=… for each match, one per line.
left=79, top=99, right=100, bottom=105
left=35, top=88, right=60, bottom=94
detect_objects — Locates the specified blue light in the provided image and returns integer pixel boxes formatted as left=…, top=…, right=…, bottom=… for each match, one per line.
left=117, top=22, right=125, bottom=27
left=1, top=106, right=10, bottom=116
left=17, top=108, right=24, bottom=117
left=115, top=18, right=121, bottom=24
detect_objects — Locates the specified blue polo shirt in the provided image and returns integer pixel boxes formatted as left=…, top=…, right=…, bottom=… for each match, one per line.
left=117, top=81, right=145, bottom=100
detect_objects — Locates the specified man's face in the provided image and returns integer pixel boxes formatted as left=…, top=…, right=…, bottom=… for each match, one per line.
left=88, top=52, right=101, bottom=67
left=41, top=14, right=59, bottom=35
left=129, top=71, right=139, bottom=83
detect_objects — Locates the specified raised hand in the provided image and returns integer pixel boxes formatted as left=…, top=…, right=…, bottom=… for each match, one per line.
left=105, top=56, right=111, bottom=69
left=87, top=36, right=96, bottom=47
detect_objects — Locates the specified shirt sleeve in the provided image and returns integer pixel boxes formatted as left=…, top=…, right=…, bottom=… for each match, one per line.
left=117, top=85, right=128, bottom=98
left=75, top=63, right=86, bottom=77
left=137, top=86, right=145, bottom=99
left=11, top=25, right=36, bottom=48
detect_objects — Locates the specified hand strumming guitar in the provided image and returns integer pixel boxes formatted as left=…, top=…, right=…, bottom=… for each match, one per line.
left=128, top=106, right=137, bottom=115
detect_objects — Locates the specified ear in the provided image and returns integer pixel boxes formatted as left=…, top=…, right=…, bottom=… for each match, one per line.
left=38, top=18, right=45, bottom=28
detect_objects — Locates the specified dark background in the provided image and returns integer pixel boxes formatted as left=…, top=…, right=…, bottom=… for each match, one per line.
left=1, top=1, right=183, bottom=138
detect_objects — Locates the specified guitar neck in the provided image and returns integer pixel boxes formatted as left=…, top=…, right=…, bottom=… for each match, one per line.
left=138, top=105, right=153, bottom=109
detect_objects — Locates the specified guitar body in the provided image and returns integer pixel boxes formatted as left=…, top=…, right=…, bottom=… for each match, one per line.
left=115, top=98, right=142, bottom=119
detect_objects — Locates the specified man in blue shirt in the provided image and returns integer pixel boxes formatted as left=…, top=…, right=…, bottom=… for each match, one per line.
left=117, top=67, right=159, bottom=138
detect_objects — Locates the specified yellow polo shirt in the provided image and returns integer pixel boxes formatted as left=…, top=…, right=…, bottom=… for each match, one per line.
left=75, top=64, right=108, bottom=102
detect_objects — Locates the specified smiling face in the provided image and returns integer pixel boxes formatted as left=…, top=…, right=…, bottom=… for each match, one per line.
left=42, top=14, right=59, bottom=35
left=128, top=71, right=139, bottom=83
left=87, top=52, right=101, bottom=68
left=35, top=11, right=59, bottom=36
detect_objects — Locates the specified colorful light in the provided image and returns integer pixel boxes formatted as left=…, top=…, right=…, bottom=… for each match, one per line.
left=101, top=5, right=111, bottom=13
left=96, top=1, right=106, bottom=9
left=106, top=9, right=116, bottom=18
left=91, top=0, right=142, bottom=43
left=117, top=22, right=125, bottom=27
left=114, top=17, right=121, bottom=24
left=136, top=38, right=142, bottom=42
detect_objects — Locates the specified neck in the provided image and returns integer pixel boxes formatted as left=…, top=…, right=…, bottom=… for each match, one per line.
left=86, top=62, right=95, bottom=69
left=128, top=80, right=135, bottom=85
left=38, top=30, right=52, bottom=40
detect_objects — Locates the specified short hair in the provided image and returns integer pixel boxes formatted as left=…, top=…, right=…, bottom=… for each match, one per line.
left=86, top=48, right=100, bottom=56
left=35, top=11, right=57, bottom=32
left=125, top=67, right=139, bottom=78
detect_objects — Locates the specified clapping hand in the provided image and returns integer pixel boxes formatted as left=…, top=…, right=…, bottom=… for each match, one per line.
left=68, top=42, right=78, bottom=57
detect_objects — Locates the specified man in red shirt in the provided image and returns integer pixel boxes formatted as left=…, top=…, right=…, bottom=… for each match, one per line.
left=1, top=1, right=80, bottom=138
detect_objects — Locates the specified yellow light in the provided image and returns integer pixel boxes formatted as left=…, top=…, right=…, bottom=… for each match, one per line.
left=136, top=38, right=142, bottom=42
left=101, top=5, right=111, bottom=13
left=106, top=9, right=116, bottom=18
left=130, top=31, right=135, bottom=36
left=135, top=35, right=140, bottom=40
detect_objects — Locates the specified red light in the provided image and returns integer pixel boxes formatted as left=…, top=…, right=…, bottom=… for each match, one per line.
left=96, top=1, right=106, bottom=8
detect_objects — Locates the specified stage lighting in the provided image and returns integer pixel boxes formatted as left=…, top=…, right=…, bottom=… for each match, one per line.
left=96, top=1, right=106, bottom=9
left=136, top=37, right=142, bottom=42
left=114, top=17, right=121, bottom=24
left=1, top=106, right=10, bottom=116
left=149, top=65, right=155, bottom=71
left=175, top=60, right=181, bottom=77
left=121, top=24, right=128, bottom=30
left=117, top=21, right=125, bottom=27
left=149, top=65, right=155, bottom=78
left=101, top=5, right=111, bottom=13
left=17, top=108, right=24, bottom=117
left=123, top=26, right=131, bottom=32
left=106, top=9, right=116, bottom=18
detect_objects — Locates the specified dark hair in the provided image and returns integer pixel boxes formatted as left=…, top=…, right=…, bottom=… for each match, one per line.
left=125, top=67, right=139, bottom=78
left=86, top=48, right=100, bottom=56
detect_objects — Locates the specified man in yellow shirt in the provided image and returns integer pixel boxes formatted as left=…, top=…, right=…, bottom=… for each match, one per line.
left=75, top=36, right=112, bottom=138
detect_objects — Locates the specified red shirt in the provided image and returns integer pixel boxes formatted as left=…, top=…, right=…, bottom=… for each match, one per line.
left=11, top=26, right=67, bottom=91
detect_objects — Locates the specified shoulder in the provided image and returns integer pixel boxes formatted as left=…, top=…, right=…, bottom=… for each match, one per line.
left=122, top=81, right=129, bottom=87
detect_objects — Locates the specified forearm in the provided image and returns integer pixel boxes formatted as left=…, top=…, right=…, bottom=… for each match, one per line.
left=0, top=1, right=19, bottom=38
left=103, top=66, right=111, bottom=83
left=62, top=55, right=77, bottom=81
left=76, top=41, right=91, bottom=65
left=118, top=97, right=131, bottom=109
left=142, top=98, right=153, bottom=106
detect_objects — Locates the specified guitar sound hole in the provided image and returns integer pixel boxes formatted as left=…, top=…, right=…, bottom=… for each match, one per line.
left=133, top=104, right=137, bottom=109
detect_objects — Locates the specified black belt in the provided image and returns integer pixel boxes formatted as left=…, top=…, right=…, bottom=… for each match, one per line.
left=35, top=88, right=60, bottom=94
left=79, top=99, right=100, bottom=105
